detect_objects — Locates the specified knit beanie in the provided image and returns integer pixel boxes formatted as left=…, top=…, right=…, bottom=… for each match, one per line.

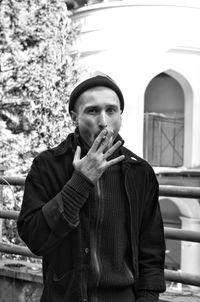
left=68, top=75, right=124, bottom=113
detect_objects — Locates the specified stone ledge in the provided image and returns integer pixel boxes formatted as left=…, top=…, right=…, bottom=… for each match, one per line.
left=0, top=259, right=42, bottom=284
left=0, top=260, right=200, bottom=302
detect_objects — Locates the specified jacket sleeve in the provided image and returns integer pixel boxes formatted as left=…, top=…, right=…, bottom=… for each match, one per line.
left=17, top=156, right=94, bottom=256
left=135, top=169, right=166, bottom=293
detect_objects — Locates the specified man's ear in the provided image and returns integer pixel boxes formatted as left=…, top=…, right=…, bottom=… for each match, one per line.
left=70, top=110, right=78, bottom=126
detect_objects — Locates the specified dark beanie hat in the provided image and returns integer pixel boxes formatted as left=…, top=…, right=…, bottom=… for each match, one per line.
left=68, top=75, right=124, bottom=113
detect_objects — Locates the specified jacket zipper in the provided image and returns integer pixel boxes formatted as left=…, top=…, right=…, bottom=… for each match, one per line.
left=95, top=179, right=102, bottom=287
left=124, top=166, right=138, bottom=278
left=90, top=179, right=102, bottom=302
left=124, top=261, right=134, bottom=281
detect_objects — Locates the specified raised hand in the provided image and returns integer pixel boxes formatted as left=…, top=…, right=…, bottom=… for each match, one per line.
left=73, top=129, right=125, bottom=183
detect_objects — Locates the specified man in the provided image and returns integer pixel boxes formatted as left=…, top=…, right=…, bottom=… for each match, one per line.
left=17, top=74, right=166, bottom=302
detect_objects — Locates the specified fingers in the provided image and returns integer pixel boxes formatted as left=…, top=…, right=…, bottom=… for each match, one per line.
left=104, top=140, right=123, bottom=159
left=73, top=145, right=81, bottom=164
left=97, top=130, right=114, bottom=153
left=105, top=155, right=125, bottom=168
left=89, top=128, right=108, bottom=153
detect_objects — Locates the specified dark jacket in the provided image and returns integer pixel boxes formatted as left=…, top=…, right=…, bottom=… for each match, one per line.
left=17, top=133, right=166, bottom=302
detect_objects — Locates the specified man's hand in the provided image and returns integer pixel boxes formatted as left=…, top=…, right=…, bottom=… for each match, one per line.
left=73, top=129, right=125, bottom=183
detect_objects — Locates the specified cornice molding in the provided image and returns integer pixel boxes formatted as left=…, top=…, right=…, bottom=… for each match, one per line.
left=168, top=47, right=200, bottom=56
left=71, top=0, right=200, bottom=17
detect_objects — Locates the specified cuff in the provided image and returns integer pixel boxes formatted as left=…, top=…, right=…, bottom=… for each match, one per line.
left=61, top=170, right=94, bottom=223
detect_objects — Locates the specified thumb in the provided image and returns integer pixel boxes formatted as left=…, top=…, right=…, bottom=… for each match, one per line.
left=73, top=145, right=81, bottom=163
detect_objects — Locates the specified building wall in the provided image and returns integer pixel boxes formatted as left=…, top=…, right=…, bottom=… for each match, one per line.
left=0, top=277, right=42, bottom=302
left=71, top=0, right=200, bottom=168
left=70, top=0, right=200, bottom=277
left=0, top=260, right=42, bottom=302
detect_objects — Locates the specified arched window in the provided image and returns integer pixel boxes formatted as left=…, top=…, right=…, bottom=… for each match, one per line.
left=144, top=72, right=184, bottom=167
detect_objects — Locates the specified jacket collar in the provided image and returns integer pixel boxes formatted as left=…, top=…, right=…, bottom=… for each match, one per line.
left=53, top=130, right=143, bottom=166
left=53, top=133, right=76, bottom=157
left=120, top=146, right=143, bottom=165
left=53, top=128, right=93, bottom=157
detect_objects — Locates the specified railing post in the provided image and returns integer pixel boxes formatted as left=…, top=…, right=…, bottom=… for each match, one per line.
left=180, top=216, right=200, bottom=290
left=0, top=165, right=5, bottom=243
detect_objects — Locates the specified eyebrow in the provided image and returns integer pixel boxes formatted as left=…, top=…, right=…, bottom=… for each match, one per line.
left=84, top=105, right=99, bottom=110
left=85, top=104, right=119, bottom=110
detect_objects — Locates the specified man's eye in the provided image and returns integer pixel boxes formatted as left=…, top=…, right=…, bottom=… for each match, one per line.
left=87, top=108, right=98, bottom=114
left=107, top=108, right=116, bottom=113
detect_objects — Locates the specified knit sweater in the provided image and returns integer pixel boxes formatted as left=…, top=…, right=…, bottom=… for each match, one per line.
left=87, top=162, right=135, bottom=302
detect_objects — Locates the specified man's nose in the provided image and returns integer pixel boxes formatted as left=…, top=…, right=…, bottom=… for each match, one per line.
left=98, top=111, right=107, bottom=129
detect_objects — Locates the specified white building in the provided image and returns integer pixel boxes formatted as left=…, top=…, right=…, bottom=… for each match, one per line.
left=70, top=0, right=200, bottom=280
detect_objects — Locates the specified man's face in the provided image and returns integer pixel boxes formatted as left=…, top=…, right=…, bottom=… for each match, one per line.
left=71, top=86, right=122, bottom=147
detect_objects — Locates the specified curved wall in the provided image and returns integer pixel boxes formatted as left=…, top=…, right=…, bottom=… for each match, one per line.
left=71, top=0, right=200, bottom=167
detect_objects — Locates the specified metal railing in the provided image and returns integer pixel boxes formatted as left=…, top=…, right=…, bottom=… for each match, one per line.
left=0, top=176, right=200, bottom=286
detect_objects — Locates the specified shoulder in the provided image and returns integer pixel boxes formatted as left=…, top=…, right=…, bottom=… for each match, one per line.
left=31, top=149, right=55, bottom=170
left=121, top=146, right=143, bottom=161
left=29, top=137, right=72, bottom=174
left=33, top=134, right=74, bottom=164
left=35, top=148, right=54, bottom=161
left=121, top=146, right=157, bottom=181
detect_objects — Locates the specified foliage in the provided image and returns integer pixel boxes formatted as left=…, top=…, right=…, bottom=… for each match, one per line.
left=0, top=0, right=81, bottom=175
left=0, top=0, right=82, bottom=257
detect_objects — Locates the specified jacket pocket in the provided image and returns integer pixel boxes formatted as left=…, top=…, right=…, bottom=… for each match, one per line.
left=52, top=269, right=75, bottom=293
left=41, top=268, right=80, bottom=301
